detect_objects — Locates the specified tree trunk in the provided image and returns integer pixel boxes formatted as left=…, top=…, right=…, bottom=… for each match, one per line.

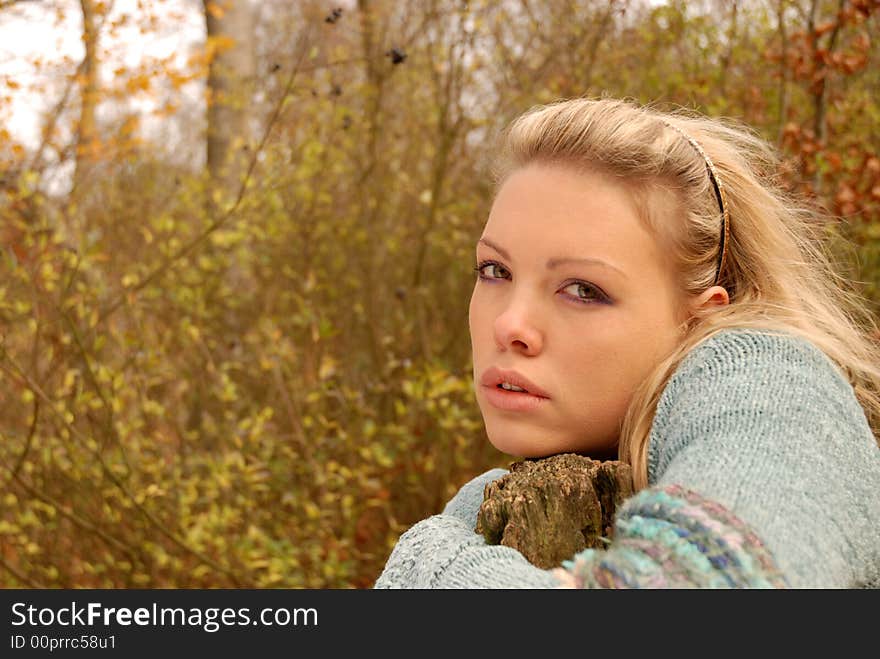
left=808, top=0, right=846, bottom=194
left=717, top=0, right=739, bottom=99
left=775, top=0, right=790, bottom=147
left=476, top=453, right=634, bottom=570
left=204, top=0, right=256, bottom=192
left=73, top=0, right=99, bottom=193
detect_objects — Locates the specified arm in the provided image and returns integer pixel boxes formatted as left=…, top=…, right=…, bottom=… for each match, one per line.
left=374, top=479, right=789, bottom=588
left=645, top=329, right=880, bottom=588
left=375, top=329, right=880, bottom=588
left=374, top=467, right=564, bottom=588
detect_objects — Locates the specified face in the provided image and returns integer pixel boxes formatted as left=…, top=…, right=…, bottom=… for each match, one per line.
left=468, top=162, right=690, bottom=459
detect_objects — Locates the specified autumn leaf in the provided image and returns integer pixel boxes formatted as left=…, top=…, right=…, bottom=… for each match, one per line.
left=813, top=20, right=837, bottom=37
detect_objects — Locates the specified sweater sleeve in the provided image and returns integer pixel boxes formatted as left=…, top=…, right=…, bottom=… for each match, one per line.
left=645, top=329, right=880, bottom=588
left=374, top=481, right=791, bottom=588
left=374, top=329, right=880, bottom=588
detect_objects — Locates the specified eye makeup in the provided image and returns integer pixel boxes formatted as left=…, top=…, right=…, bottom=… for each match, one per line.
left=474, top=259, right=612, bottom=305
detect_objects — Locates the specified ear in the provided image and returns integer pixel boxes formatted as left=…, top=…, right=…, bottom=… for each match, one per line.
left=690, top=285, right=730, bottom=312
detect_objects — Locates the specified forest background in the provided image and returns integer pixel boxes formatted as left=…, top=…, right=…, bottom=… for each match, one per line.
left=1, top=0, right=878, bottom=588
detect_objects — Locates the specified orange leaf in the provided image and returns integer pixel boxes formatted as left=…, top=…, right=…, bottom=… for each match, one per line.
left=835, top=184, right=856, bottom=204
left=814, top=20, right=836, bottom=37
left=206, top=1, right=225, bottom=19
left=125, top=75, right=151, bottom=93
left=206, top=35, right=236, bottom=56
left=843, top=55, right=866, bottom=73
left=825, top=152, right=842, bottom=172
left=840, top=202, right=857, bottom=216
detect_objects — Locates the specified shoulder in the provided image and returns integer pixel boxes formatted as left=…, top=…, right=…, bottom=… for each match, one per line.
left=648, top=327, right=875, bottom=480
left=648, top=327, right=869, bottom=472
left=645, top=327, right=880, bottom=587
left=661, top=327, right=853, bottom=396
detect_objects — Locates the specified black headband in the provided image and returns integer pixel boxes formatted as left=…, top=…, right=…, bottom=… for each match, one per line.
left=662, top=122, right=730, bottom=287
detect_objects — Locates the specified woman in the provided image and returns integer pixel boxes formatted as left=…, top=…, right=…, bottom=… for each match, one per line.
left=375, top=97, right=880, bottom=588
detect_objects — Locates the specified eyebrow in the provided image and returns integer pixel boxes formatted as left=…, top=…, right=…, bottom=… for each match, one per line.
left=478, top=237, right=629, bottom=279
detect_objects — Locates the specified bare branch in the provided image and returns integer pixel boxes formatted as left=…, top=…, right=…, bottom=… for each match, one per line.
left=0, top=554, right=43, bottom=588
left=0, top=349, right=246, bottom=586
left=0, top=0, right=44, bottom=11
left=96, top=23, right=317, bottom=326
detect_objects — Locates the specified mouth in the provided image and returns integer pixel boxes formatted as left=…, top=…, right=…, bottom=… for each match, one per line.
left=478, top=367, right=550, bottom=412
left=481, top=384, right=548, bottom=412
left=480, top=367, right=550, bottom=398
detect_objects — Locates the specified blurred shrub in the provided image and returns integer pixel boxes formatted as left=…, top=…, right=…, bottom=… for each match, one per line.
left=1, top=0, right=878, bottom=589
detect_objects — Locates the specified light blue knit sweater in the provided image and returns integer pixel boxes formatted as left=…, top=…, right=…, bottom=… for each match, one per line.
left=374, top=329, right=880, bottom=588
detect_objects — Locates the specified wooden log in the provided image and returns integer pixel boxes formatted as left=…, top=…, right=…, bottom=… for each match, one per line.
left=475, top=453, right=634, bottom=569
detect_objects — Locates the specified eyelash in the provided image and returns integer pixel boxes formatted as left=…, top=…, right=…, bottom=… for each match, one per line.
left=474, top=259, right=610, bottom=305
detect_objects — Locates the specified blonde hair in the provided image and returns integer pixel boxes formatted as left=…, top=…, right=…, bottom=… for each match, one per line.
left=489, top=96, right=880, bottom=490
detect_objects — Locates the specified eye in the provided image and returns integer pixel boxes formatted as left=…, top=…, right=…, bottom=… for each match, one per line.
left=474, top=260, right=510, bottom=281
left=560, top=281, right=607, bottom=304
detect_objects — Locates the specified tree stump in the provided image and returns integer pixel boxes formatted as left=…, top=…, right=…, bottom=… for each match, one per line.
left=475, top=453, right=634, bottom=569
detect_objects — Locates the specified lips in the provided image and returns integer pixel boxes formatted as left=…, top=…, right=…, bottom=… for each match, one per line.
left=479, top=367, right=550, bottom=398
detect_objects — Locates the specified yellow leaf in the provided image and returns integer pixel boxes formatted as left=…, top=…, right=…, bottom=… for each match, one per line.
left=0, top=520, right=18, bottom=533
left=192, top=565, right=211, bottom=579
left=63, top=369, right=78, bottom=391
left=206, top=34, right=236, bottom=58
left=318, top=355, right=337, bottom=380
left=125, top=74, right=151, bottom=94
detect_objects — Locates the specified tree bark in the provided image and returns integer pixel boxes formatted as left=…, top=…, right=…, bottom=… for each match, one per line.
left=775, top=0, right=790, bottom=147
left=808, top=0, right=846, bottom=194
left=717, top=0, right=739, bottom=99
left=204, top=0, right=256, bottom=192
left=73, top=0, right=99, bottom=193
left=476, top=453, right=634, bottom=570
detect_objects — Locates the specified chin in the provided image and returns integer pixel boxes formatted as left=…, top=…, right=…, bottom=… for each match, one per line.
left=486, top=429, right=567, bottom=459
left=485, top=423, right=618, bottom=461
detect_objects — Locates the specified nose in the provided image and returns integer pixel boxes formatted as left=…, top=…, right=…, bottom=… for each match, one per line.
left=493, top=298, right=544, bottom=355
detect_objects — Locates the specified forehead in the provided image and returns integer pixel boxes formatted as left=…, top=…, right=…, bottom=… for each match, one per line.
left=484, top=163, right=670, bottom=275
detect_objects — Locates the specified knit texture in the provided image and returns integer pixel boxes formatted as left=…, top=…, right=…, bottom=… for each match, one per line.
left=373, top=328, right=880, bottom=588
left=554, top=484, right=788, bottom=588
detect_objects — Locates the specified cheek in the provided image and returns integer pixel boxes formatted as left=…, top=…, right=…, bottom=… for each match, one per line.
left=467, top=291, right=477, bottom=342
left=633, top=302, right=684, bottom=362
left=468, top=287, right=488, bottom=345
left=555, top=329, right=645, bottom=403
